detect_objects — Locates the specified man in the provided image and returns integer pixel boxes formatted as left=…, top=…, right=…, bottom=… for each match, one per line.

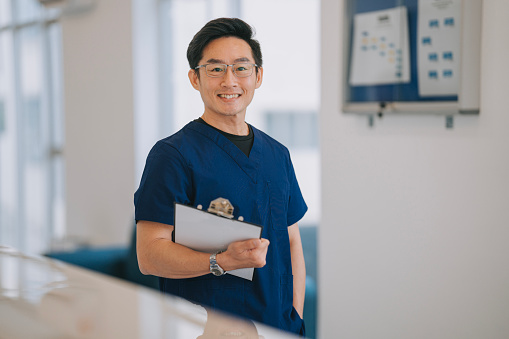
left=134, top=18, right=307, bottom=335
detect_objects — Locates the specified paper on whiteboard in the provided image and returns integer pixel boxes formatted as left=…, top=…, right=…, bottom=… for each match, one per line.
left=174, top=203, right=262, bottom=281
left=417, top=0, right=461, bottom=97
left=349, top=6, right=410, bottom=86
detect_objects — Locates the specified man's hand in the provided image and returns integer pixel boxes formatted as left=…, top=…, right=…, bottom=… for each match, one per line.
left=217, top=238, right=270, bottom=271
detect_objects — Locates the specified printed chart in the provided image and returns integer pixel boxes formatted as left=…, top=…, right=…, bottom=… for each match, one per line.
left=417, top=0, right=461, bottom=96
left=349, top=6, right=410, bottom=86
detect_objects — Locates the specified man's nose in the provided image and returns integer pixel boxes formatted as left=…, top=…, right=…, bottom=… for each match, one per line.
left=221, top=65, right=238, bottom=85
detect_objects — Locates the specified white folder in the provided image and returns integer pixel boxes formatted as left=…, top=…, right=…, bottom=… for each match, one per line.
left=174, top=203, right=263, bottom=281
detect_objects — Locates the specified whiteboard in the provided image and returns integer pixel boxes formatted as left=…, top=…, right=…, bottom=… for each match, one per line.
left=343, top=0, right=482, bottom=115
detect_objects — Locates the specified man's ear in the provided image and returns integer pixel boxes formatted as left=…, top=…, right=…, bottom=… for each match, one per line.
left=255, top=66, right=263, bottom=89
left=188, top=69, right=200, bottom=90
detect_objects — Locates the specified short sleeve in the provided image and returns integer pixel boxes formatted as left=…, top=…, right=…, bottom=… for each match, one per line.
left=286, top=153, right=308, bottom=226
left=134, top=141, right=193, bottom=226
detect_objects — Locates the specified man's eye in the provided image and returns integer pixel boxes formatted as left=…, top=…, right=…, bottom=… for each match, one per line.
left=211, top=67, right=224, bottom=72
left=236, top=67, right=247, bottom=72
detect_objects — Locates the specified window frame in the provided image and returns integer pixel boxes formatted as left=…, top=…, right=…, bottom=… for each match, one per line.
left=0, top=0, right=63, bottom=254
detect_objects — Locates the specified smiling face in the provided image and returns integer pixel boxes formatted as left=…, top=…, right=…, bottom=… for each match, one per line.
left=188, top=37, right=263, bottom=121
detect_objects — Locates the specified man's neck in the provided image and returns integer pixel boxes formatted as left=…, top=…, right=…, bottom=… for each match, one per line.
left=201, top=113, right=249, bottom=136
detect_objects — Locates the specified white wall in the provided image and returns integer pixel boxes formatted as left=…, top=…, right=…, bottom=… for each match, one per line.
left=62, top=0, right=134, bottom=246
left=319, top=0, right=509, bottom=338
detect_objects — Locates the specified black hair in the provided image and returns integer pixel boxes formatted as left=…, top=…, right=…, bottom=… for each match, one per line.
left=187, top=18, right=263, bottom=73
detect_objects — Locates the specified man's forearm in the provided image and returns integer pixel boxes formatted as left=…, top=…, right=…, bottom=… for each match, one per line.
left=137, top=220, right=269, bottom=279
left=138, top=234, right=212, bottom=279
left=289, top=223, right=306, bottom=318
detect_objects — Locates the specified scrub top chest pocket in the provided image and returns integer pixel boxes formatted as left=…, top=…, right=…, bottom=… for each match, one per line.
left=267, top=180, right=290, bottom=230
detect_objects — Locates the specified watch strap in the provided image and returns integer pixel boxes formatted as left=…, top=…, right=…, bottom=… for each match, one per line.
left=209, top=252, right=225, bottom=276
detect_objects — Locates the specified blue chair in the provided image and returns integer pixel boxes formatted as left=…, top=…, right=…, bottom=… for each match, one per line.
left=45, top=226, right=159, bottom=290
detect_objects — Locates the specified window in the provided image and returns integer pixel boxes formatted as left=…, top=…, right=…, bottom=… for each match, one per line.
left=265, top=111, right=319, bottom=150
left=0, top=0, right=64, bottom=254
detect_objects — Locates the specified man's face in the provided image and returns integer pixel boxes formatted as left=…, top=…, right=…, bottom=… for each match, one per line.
left=189, top=37, right=263, bottom=119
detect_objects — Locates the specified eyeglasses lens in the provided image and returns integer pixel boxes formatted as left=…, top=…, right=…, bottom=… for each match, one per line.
left=205, top=63, right=254, bottom=77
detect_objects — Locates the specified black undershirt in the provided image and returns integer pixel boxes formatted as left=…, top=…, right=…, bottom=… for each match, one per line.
left=196, top=118, right=254, bottom=157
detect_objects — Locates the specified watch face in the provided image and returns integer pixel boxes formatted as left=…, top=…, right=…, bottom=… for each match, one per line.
left=210, top=265, right=224, bottom=276
left=210, top=253, right=225, bottom=276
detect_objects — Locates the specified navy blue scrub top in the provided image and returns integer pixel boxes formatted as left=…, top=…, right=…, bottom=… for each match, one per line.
left=134, top=121, right=307, bottom=334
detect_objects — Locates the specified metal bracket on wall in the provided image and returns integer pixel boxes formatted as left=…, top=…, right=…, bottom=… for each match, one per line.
left=368, top=115, right=375, bottom=127
left=446, top=116, right=454, bottom=129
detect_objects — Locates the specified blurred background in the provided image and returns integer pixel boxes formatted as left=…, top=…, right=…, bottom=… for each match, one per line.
left=2, top=1, right=509, bottom=338
left=0, top=0, right=320, bottom=254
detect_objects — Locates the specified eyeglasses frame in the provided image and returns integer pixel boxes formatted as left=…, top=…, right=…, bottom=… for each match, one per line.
left=194, top=63, right=259, bottom=78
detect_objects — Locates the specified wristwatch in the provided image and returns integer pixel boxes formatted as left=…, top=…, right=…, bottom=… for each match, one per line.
left=209, top=252, right=226, bottom=276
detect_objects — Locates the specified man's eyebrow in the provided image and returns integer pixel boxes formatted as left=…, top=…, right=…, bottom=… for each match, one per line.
left=234, top=57, right=252, bottom=63
left=205, top=57, right=253, bottom=64
left=205, top=58, right=225, bottom=64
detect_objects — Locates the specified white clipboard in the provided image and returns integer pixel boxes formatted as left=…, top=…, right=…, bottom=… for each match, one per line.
left=173, top=203, right=263, bottom=281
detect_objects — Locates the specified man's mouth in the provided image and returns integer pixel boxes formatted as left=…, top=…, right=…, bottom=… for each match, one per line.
left=218, top=94, right=240, bottom=99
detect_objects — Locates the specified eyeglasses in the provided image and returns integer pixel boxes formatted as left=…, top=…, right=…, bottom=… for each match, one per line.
left=194, top=63, right=258, bottom=78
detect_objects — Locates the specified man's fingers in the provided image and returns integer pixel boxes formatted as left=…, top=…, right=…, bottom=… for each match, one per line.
left=223, top=238, right=270, bottom=270
left=238, top=238, right=269, bottom=251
